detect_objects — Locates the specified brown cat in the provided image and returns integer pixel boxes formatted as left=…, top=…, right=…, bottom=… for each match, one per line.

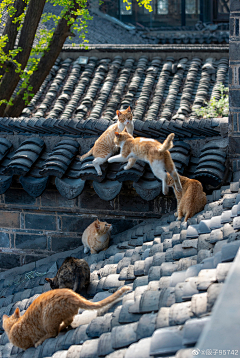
left=80, top=107, right=134, bottom=175
left=166, top=173, right=207, bottom=222
left=2, top=286, right=130, bottom=350
left=82, top=219, right=112, bottom=254
left=45, top=257, right=90, bottom=294
left=108, top=129, right=182, bottom=195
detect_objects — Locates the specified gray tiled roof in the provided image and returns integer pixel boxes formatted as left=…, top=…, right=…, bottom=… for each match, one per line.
left=1, top=55, right=228, bottom=139
left=151, top=30, right=229, bottom=45
left=0, top=179, right=240, bottom=357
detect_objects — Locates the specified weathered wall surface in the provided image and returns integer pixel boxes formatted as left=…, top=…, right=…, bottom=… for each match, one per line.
left=229, top=0, right=240, bottom=173
left=0, top=181, right=176, bottom=270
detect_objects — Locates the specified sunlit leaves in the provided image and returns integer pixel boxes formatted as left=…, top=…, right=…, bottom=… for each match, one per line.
left=136, top=0, right=152, bottom=11
left=0, top=0, right=152, bottom=107
left=194, top=84, right=229, bottom=118
left=0, top=35, right=22, bottom=81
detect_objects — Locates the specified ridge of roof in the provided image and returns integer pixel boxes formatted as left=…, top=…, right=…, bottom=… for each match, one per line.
left=0, top=135, right=229, bottom=200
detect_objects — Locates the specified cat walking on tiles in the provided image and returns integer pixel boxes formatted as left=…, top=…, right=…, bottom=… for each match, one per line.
left=108, top=129, right=182, bottom=195
left=166, top=173, right=207, bottom=222
left=82, top=219, right=112, bottom=254
left=3, top=286, right=130, bottom=350
left=80, top=107, right=134, bottom=175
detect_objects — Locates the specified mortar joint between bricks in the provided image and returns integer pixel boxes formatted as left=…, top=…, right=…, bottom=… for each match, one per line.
left=20, top=212, right=25, bottom=229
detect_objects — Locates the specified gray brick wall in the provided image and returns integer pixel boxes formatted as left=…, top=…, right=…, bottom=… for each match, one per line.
left=0, top=184, right=176, bottom=270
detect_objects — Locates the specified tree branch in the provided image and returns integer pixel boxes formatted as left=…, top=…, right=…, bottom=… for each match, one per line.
left=4, top=1, right=82, bottom=117
left=0, top=0, right=46, bottom=116
left=0, top=0, right=26, bottom=77
left=0, top=60, right=17, bottom=70
left=1, top=0, right=27, bottom=53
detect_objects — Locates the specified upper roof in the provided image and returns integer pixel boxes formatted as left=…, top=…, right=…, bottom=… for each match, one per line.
left=2, top=54, right=228, bottom=139
left=0, top=178, right=239, bottom=358
left=39, top=4, right=230, bottom=46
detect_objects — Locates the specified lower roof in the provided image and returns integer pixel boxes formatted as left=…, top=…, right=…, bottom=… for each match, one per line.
left=0, top=179, right=239, bottom=357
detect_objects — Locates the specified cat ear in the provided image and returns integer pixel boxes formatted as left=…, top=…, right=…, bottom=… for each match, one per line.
left=14, top=308, right=20, bottom=318
left=45, top=278, right=52, bottom=283
left=115, top=132, right=120, bottom=137
left=95, top=221, right=100, bottom=229
left=123, top=128, right=128, bottom=133
left=116, top=110, right=121, bottom=116
left=127, top=106, right=131, bottom=112
left=2, top=314, right=8, bottom=321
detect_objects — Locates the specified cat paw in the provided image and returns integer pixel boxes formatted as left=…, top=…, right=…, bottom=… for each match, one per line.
left=124, top=165, right=129, bottom=170
left=174, top=212, right=178, bottom=217
left=97, top=170, right=102, bottom=176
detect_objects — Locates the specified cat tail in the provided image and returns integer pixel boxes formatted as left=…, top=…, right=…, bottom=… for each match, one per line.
left=75, top=286, right=131, bottom=310
left=80, top=148, right=93, bottom=161
left=159, top=133, right=175, bottom=152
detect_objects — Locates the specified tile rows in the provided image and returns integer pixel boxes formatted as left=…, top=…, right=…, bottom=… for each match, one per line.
left=154, top=30, right=229, bottom=45
left=0, top=55, right=228, bottom=138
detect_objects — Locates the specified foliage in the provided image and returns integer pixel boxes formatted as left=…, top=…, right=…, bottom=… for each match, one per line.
left=1, top=0, right=93, bottom=103
left=124, top=0, right=153, bottom=12
left=194, top=83, right=229, bottom=118
left=0, top=0, right=152, bottom=111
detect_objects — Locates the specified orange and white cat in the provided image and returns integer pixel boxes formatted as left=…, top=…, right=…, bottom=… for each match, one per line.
left=2, top=286, right=130, bottom=350
left=166, top=173, right=207, bottom=222
left=108, top=129, right=182, bottom=195
left=80, top=107, right=134, bottom=175
left=82, top=219, right=112, bottom=254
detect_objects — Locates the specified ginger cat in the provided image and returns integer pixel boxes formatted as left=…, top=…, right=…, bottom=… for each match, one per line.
left=80, top=107, right=134, bottom=175
left=45, top=257, right=90, bottom=294
left=166, top=173, right=207, bottom=222
left=82, top=219, right=112, bottom=254
left=2, top=286, right=130, bottom=350
left=108, top=129, right=182, bottom=195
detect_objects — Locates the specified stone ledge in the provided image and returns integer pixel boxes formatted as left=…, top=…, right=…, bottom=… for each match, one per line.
left=60, top=45, right=229, bottom=61
left=62, top=44, right=229, bottom=52
left=196, top=248, right=240, bottom=354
